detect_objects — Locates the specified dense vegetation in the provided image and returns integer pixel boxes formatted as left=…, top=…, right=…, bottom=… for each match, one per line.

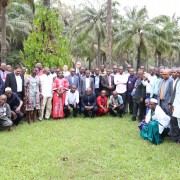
left=0, top=0, right=180, bottom=69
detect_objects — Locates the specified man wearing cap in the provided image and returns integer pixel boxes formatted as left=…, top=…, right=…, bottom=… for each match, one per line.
left=140, top=98, right=170, bottom=145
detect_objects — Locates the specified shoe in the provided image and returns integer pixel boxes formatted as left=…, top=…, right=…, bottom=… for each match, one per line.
left=131, top=117, right=136, bottom=121
left=119, top=114, right=123, bottom=118
left=73, top=115, right=77, bottom=118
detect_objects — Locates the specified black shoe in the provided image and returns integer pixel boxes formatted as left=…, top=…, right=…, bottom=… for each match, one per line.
left=131, top=117, right=136, bottom=121
left=73, top=115, right=77, bottom=118
left=119, top=114, right=123, bottom=118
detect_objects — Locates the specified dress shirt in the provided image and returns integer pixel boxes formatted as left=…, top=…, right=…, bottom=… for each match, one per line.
left=143, top=74, right=157, bottom=94
left=15, top=75, right=22, bottom=92
left=65, top=90, right=79, bottom=105
left=40, top=74, right=53, bottom=97
left=114, top=73, right=128, bottom=93
left=71, top=76, right=74, bottom=84
left=94, top=76, right=100, bottom=89
left=63, top=71, right=70, bottom=77
left=150, top=77, right=162, bottom=97
left=127, top=75, right=137, bottom=92
left=108, top=75, right=111, bottom=86
left=173, top=78, right=178, bottom=90
left=1, top=71, right=6, bottom=82
left=86, top=77, right=90, bottom=90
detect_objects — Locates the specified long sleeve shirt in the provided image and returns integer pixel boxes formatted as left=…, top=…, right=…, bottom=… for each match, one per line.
left=65, top=90, right=79, bottom=105
left=150, top=77, right=162, bottom=97
left=114, top=73, right=128, bottom=94
left=127, top=75, right=137, bottom=92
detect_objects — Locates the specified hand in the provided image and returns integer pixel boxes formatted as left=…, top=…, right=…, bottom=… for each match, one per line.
left=169, top=104, right=172, bottom=112
left=40, top=94, right=43, bottom=99
left=74, top=103, right=76, bottom=109
left=104, top=108, right=107, bottom=113
left=68, top=106, right=72, bottom=110
left=140, top=98, right=143, bottom=103
left=11, top=111, right=17, bottom=120
left=79, top=94, right=82, bottom=97
left=112, top=107, right=115, bottom=111
left=58, top=93, right=63, bottom=97
left=15, top=107, right=20, bottom=113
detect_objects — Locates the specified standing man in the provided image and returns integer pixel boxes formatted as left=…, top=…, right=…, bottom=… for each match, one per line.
left=127, top=68, right=137, bottom=115
left=67, top=68, right=80, bottom=92
left=171, top=68, right=178, bottom=90
left=150, top=69, right=162, bottom=99
left=5, top=66, right=24, bottom=100
left=0, top=63, right=7, bottom=83
left=99, top=65, right=106, bottom=76
left=101, top=69, right=115, bottom=97
left=111, top=65, right=118, bottom=77
left=91, top=68, right=101, bottom=97
left=39, top=67, right=54, bottom=120
left=114, top=66, right=128, bottom=114
left=75, top=61, right=81, bottom=74
left=50, top=67, right=57, bottom=78
left=35, top=63, right=43, bottom=76
left=171, top=69, right=180, bottom=144
left=131, top=70, right=146, bottom=121
left=80, top=70, right=94, bottom=95
left=63, top=65, right=70, bottom=77
left=158, top=69, right=173, bottom=115
left=64, top=85, right=79, bottom=118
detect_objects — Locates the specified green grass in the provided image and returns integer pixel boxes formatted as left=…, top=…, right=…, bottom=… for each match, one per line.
left=0, top=115, right=179, bottom=179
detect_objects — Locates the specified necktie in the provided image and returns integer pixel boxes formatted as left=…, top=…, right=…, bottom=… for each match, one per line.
left=160, top=81, right=166, bottom=100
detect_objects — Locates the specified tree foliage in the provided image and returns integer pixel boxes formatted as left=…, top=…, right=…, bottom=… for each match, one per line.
left=20, top=6, right=71, bottom=69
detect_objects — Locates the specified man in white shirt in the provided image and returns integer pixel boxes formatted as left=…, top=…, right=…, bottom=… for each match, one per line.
left=114, top=66, right=128, bottom=113
left=39, top=67, right=53, bottom=120
left=63, top=65, right=70, bottom=77
left=64, top=85, right=79, bottom=118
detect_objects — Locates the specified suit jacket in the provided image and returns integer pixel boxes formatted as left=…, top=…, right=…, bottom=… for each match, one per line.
left=80, top=76, right=95, bottom=95
left=66, top=75, right=80, bottom=92
left=101, top=75, right=115, bottom=96
left=5, top=73, right=24, bottom=95
left=170, top=78, right=179, bottom=105
left=134, top=80, right=146, bottom=100
left=91, top=74, right=102, bottom=90
left=158, top=77, right=173, bottom=104
left=81, top=93, right=97, bottom=108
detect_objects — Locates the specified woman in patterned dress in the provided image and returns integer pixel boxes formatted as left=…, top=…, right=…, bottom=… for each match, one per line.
left=52, top=71, right=69, bottom=119
left=24, top=68, right=42, bottom=124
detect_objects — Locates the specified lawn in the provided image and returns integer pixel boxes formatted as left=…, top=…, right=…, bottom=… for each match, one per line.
left=0, top=115, right=179, bottom=179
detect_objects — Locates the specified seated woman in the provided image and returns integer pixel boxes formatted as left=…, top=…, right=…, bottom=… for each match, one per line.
left=96, top=90, right=108, bottom=116
left=0, top=95, right=13, bottom=131
left=140, top=98, right=170, bottom=145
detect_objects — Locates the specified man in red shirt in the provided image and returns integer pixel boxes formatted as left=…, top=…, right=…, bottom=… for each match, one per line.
left=96, top=90, right=108, bottom=116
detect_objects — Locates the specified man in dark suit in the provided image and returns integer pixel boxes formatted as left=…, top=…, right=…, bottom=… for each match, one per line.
left=5, top=65, right=24, bottom=100
left=67, top=68, right=80, bottom=92
left=81, top=87, right=97, bottom=118
left=80, top=70, right=94, bottom=95
left=101, top=69, right=115, bottom=97
left=91, top=68, right=101, bottom=97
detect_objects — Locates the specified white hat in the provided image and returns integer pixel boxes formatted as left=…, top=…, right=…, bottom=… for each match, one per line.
left=150, top=98, right=158, bottom=104
left=5, top=87, right=12, bottom=92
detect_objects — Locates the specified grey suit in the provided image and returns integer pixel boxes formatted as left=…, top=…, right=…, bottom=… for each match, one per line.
left=170, top=78, right=180, bottom=105
left=80, top=76, right=95, bottom=95
left=158, top=77, right=173, bottom=115
left=66, top=75, right=80, bottom=92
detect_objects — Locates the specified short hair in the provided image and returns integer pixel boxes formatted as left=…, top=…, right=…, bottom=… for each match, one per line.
left=14, top=65, right=21, bottom=70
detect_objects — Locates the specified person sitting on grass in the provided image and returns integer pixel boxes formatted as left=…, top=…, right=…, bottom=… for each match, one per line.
left=81, top=87, right=97, bottom=118
left=64, top=85, right=79, bottom=118
left=108, top=91, right=124, bottom=117
left=0, top=95, right=13, bottom=131
left=96, top=90, right=108, bottom=117
left=140, top=98, right=170, bottom=145
left=5, top=87, right=23, bottom=126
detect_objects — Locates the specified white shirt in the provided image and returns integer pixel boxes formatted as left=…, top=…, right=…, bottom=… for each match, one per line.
left=65, top=90, right=79, bottom=105
left=143, top=74, right=157, bottom=94
left=94, top=76, right=100, bottom=89
left=63, top=71, right=70, bottom=78
left=40, top=74, right=53, bottom=97
left=114, top=73, right=128, bottom=93
left=15, top=75, right=22, bottom=92
left=173, top=80, right=180, bottom=118
left=86, top=77, right=90, bottom=90
left=173, top=78, right=178, bottom=90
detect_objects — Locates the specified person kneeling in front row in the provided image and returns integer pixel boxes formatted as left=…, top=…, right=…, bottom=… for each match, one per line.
left=81, top=88, right=97, bottom=118
left=108, top=91, right=124, bottom=117
left=64, top=85, right=79, bottom=118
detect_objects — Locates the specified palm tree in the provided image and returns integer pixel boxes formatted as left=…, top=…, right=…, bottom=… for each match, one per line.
left=77, top=2, right=106, bottom=67
left=0, top=0, right=34, bottom=63
left=113, top=6, right=151, bottom=71
left=106, top=0, right=112, bottom=67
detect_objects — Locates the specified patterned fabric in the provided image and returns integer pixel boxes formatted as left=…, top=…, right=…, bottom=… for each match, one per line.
left=109, top=95, right=123, bottom=106
left=25, top=75, right=41, bottom=111
left=52, top=77, right=69, bottom=118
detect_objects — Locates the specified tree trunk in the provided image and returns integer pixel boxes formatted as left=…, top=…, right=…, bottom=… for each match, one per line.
left=156, top=50, right=162, bottom=67
left=97, top=34, right=101, bottom=67
left=106, top=0, right=112, bottom=67
left=137, top=45, right=141, bottom=72
left=43, top=0, right=50, bottom=8
left=88, top=58, right=91, bottom=70
left=1, top=4, right=7, bottom=64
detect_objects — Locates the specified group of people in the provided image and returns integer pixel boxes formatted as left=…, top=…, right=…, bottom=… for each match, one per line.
left=0, top=61, right=179, bottom=145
